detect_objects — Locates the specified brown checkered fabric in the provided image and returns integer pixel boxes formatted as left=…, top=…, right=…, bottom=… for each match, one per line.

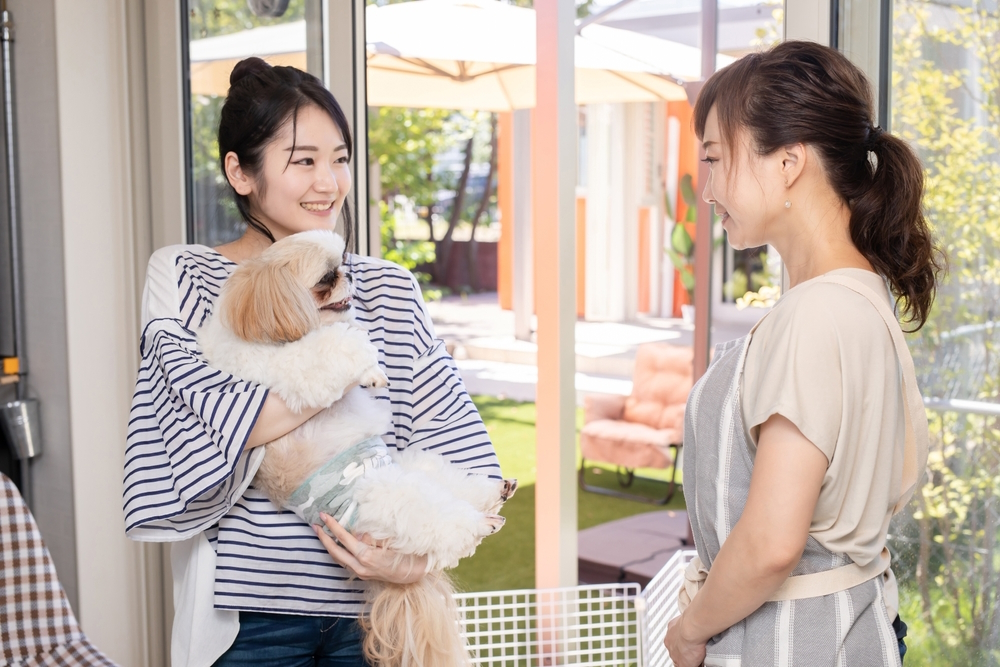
left=1, top=474, right=117, bottom=667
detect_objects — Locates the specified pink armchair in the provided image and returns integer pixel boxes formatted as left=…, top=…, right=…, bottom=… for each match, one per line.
left=579, top=343, right=693, bottom=503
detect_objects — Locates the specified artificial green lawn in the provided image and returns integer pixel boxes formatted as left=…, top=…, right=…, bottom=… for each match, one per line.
left=450, top=396, right=687, bottom=593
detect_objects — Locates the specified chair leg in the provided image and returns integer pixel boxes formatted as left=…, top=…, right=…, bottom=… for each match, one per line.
left=663, top=444, right=682, bottom=503
left=616, top=467, right=635, bottom=488
left=578, top=457, right=678, bottom=506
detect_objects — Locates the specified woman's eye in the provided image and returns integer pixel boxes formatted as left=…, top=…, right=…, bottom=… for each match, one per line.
left=700, top=157, right=718, bottom=165
left=335, top=156, right=349, bottom=164
left=295, top=158, right=314, bottom=166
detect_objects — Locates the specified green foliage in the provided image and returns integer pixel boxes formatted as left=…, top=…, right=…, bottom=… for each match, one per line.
left=187, top=0, right=307, bottom=39
left=368, top=107, right=452, bottom=210
left=897, top=559, right=1000, bottom=666
left=725, top=251, right=776, bottom=302
left=379, top=201, right=443, bottom=300
left=889, top=1, right=1000, bottom=662
left=751, top=3, right=783, bottom=49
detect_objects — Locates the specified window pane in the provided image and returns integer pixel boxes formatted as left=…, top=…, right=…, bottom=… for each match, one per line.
left=890, top=1, right=1000, bottom=663
left=184, top=0, right=323, bottom=246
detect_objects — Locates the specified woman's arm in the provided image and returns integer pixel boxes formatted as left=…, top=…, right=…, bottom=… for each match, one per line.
left=665, top=414, right=827, bottom=665
left=244, top=394, right=327, bottom=449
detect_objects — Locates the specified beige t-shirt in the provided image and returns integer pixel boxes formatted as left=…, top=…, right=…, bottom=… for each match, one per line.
left=741, top=268, right=906, bottom=568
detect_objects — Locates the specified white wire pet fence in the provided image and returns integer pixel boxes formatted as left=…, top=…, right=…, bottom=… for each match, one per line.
left=454, top=549, right=697, bottom=666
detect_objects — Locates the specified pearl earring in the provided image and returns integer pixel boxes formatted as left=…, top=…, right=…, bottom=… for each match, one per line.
left=784, top=200, right=791, bottom=209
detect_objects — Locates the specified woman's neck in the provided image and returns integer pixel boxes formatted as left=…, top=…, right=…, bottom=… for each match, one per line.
left=771, top=187, right=874, bottom=288
left=213, top=229, right=273, bottom=264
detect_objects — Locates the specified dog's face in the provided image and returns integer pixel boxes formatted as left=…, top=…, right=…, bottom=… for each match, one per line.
left=311, top=264, right=355, bottom=326
left=218, top=230, right=353, bottom=344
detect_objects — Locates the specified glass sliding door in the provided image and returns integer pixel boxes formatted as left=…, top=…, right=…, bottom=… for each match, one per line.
left=887, top=2, right=1000, bottom=663
left=182, top=0, right=324, bottom=246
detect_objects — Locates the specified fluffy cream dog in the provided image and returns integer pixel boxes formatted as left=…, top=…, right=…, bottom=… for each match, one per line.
left=199, top=229, right=515, bottom=667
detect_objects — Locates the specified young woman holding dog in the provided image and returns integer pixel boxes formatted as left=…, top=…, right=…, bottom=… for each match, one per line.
left=123, top=57, right=501, bottom=666
left=662, top=42, right=939, bottom=666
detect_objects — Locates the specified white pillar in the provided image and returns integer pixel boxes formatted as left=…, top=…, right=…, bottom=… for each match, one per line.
left=513, top=109, right=533, bottom=342
left=623, top=103, right=644, bottom=320
left=584, top=103, right=626, bottom=322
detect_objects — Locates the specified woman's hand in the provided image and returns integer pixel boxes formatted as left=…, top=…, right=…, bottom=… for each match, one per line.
left=314, top=512, right=427, bottom=584
left=664, top=614, right=706, bottom=667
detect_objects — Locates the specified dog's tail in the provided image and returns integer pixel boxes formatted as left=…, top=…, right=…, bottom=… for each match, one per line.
left=361, top=571, right=471, bottom=667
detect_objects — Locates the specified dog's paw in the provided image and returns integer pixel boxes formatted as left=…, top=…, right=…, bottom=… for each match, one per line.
left=484, top=514, right=506, bottom=535
left=359, top=366, right=389, bottom=389
left=501, top=479, right=518, bottom=502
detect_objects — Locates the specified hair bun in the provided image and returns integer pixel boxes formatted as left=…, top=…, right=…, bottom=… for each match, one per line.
left=229, top=57, right=271, bottom=87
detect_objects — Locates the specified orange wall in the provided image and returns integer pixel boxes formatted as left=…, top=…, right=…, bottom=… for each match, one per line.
left=638, top=206, right=650, bottom=314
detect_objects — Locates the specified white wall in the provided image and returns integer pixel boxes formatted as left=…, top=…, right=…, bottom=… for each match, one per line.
left=53, top=0, right=147, bottom=662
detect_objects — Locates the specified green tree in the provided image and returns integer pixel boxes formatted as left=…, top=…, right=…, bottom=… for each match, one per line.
left=368, top=106, right=452, bottom=213
left=187, top=0, right=306, bottom=39
left=890, top=1, right=1000, bottom=664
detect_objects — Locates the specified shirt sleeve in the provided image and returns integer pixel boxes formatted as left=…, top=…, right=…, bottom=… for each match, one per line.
left=123, top=248, right=269, bottom=541
left=741, top=284, right=846, bottom=463
left=400, top=274, right=502, bottom=480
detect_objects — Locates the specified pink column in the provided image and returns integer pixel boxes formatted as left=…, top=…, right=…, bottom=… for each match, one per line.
left=533, top=0, right=577, bottom=588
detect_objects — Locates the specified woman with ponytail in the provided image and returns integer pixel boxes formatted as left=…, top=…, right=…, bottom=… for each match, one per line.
left=663, top=41, right=941, bottom=666
left=123, top=58, right=502, bottom=666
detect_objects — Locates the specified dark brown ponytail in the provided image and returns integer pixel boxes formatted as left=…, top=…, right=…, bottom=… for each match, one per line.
left=694, top=41, right=943, bottom=329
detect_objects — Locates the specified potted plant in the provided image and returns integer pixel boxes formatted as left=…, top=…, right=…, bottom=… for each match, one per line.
left=665, top=174, right=697, bottom=323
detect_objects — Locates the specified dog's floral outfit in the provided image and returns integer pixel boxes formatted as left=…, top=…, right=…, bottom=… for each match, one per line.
left=287, top=436, right=393, bottom=530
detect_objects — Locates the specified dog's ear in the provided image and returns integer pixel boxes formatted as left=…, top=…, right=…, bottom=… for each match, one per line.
left=220, top=259, right=319, bottom=344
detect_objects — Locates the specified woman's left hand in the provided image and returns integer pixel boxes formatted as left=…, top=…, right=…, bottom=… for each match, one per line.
left=314, top=512, right=427, bottom=584
left=664, top=614, right=706, bottom=667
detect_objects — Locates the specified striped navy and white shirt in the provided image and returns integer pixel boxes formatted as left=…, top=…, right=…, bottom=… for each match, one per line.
left=123, top=245, right=501, bottom=617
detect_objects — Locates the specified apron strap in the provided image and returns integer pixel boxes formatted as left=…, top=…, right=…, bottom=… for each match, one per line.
left=768, top=546, right=890, bottom=601
left=814, top=275, right=929, bottom=514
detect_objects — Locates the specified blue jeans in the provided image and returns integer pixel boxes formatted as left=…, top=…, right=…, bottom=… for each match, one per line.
left=893, top=614, right=908, bottom=663
left=212, top=611, right=366, bottom=667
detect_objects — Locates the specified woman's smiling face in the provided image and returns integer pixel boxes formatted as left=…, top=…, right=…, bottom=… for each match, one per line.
left=700, top=105, right=786, bottom=251
left=244, top=103, right=353, bottom=241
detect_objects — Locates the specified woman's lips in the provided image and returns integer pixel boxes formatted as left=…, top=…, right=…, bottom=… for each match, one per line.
left=301, top=201, right=335, bottom=216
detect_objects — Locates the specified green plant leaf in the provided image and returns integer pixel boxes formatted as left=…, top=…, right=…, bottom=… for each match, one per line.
left=670, top=223, right=694, bottom=257
left=665, top=249, right=688, bottom=272
left=680, top=174, right=697, bottom=207
left=663, top=192, right=674, bottom=221
left=679, top=266, right=695, bottom=293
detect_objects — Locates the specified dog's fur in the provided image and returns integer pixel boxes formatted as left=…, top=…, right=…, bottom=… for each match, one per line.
left=199, top=230, right=515, bottom=666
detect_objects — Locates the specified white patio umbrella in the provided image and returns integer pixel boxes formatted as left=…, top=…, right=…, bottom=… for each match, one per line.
left=189, top=21, right=308, bottom=98
left=366, top=0, right=693, bottom=110
left=188, top=1, right=729, bottom=110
